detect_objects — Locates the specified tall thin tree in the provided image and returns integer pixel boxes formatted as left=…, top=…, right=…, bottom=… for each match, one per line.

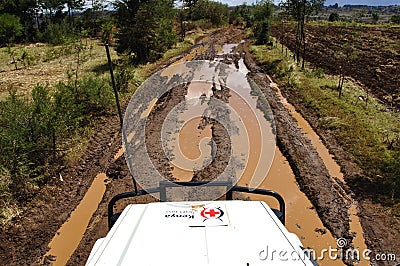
left=280, top=0, right=324, bottom=68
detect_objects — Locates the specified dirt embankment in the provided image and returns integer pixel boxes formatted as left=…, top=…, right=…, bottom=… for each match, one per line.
left=242, top=45, right=354, bottom=250
left=270, top=23, right=400, bottom=265
left=271, top=24, right=400, bottom=109
left=280, top=80, right=400, bottom=265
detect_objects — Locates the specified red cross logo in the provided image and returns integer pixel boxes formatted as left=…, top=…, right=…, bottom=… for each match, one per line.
left=200, top=207, right=224, bottom=221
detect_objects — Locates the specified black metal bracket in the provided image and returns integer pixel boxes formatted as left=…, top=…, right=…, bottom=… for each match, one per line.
left=108, top=181, right=285, bottom=229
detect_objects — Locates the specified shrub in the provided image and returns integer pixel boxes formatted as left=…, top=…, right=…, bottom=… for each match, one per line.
left=254, top=19, right=271, bottom=45
left=390, top=15, right=400, bottom=24
left=0, top=76, right=114, bottom=203
left=40, top=19, right=77, bottom=45
left=329, top=12, right=340, bottom=22
left=0, top=13, right=23, bottom=45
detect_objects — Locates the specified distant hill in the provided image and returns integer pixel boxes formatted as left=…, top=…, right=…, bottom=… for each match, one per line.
left=324, top=0, right=399, bottom=7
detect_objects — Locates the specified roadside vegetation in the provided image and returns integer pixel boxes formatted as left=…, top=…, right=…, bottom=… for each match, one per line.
left=250, top=34, right=400, bottom=213
left=0, top=41, right=117, bottom=225
left=253, top=1, right=400, bottom=215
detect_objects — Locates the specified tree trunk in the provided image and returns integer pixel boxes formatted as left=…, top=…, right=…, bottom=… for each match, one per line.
left=295, top=21, right=301, bottom=64
left=300, top=0, right=306, bottom=69
left=281, top=21, right=284, bottom=53
left=302, top=40, right=306, bottom=69
left=74, top=45, right=81, bottom=102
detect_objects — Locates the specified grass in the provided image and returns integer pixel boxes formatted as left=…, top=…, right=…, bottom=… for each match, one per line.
left=250, top=38, right=400, bottom=206
left=0, top=39, right=119, bottom=101
left=0, top=29, right=210, bottom=226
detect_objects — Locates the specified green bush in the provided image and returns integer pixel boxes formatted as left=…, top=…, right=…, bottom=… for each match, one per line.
left=254, top=19, right=271, bottom=45
left=329, top=12, right=340, bottom=22
left=40, top=19, right=77, bottom=45
left=55, top=76, right=113, bottom=119
left=76, top=76, right=114, bottom=114
left=0, top=76, right=113, bottom=203
left=0, top=13, right=23, bottom=45
left=390, top=14, right=400, bottom=24
left=0, top=89, right=39, bottom=199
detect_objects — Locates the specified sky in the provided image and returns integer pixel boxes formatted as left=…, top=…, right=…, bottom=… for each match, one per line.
left=220, top=0, right=400, bottom=6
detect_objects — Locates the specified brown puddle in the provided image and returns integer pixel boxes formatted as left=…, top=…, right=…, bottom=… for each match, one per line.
left=271, top=81, right=343, bottom=181
left=114, top=147, right=123, bottom=160
left=168, top=81, right=343, bottom=264
left=165, top=43, right=361, bottom=265
left=44, top=173, right=109, bottom=265
left=270, top=78, right=368, bottom=265
left=242, top=148, right=342, bottom=266
left=170, top=117, right=213, bottom=181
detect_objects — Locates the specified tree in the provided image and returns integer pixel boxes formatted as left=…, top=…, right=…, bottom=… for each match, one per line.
left=391, top=14, right=400, bottom=24
left=81, top=0, right=108, bottom=36
left=191, top=0, right=229, bottom=27
left=328, top=12, right=340, bottom=22
left=253, top=0, right=274, bottom=22
left=353, top=7, right=366, bottom=23
left=182, top=0, right=198, bottom=18
left=372, top=12, right=379, bottom=24
left=281, top=0, right=325, bottom=68
left=0, top=0, right=37, bottom=42
left=0, top=13, right=23, bottom=45
left=115, top=0, right=177, bottom=63
left=40, top=0, right=65, bottom=20
left=237, top=4, right=254, bottom=28
left=64, top=0, right=85, bottom=23
left=335, top=37, right=358, bottom=98
left=252, top=0, right=274, bottom=45
left=255, top=19, right=270, bottom=45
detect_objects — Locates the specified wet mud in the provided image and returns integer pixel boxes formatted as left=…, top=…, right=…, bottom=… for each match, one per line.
left=1, top=27, right=397, bottom=266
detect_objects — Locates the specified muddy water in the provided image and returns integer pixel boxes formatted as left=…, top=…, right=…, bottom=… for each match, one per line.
left=170, top=117, right=213, bottom=181
left=270, top=80, right=369, bottom=265
left=247, top=148, right=341, bottom=266
left=44, top=173, right=109, bottom=265
left=167, top=78, right=343, bottom=265
left=272, top=81, right=343, bottom=181
left=165, top=42, right=351, bottom=265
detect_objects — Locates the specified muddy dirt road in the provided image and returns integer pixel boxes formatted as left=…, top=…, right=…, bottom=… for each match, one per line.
left=0, top=27, right=398, bottom=266
left=69, top=28, right=359, bottom=265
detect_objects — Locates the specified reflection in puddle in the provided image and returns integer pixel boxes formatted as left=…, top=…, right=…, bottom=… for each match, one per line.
left=45, top=173, right=109, bottom=265
left=238, top=58, right=249, bottom=75
left=228, top=89, right=275, bottom=188
left=217, top=40, right=245, bottom=55
left=162, top=65, right=341, bottom=265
